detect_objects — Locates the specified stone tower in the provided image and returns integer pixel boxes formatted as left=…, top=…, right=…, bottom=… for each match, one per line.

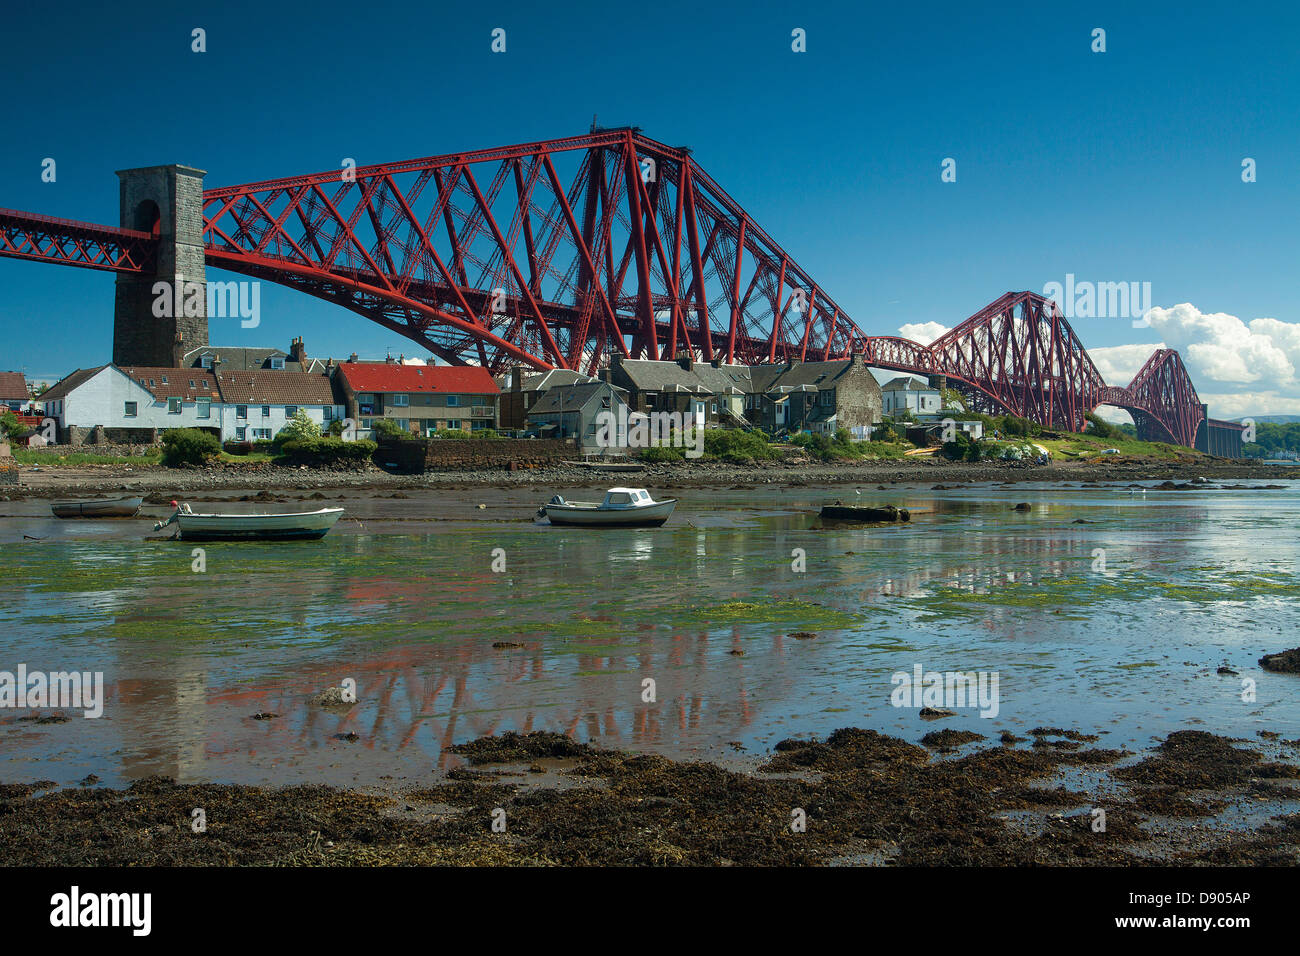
left=112, top=165, right=209, bottom=367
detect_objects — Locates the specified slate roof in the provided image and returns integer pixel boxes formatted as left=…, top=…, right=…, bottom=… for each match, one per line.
left=182, top=346, right=307, bottom=372
left=881, top=375, right=935, bottom=391
left=37, top=366, right=108, bottom=402
left=526, top=382, right=628, bottom=416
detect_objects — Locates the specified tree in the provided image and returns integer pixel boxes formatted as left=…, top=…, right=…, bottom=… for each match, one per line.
left=277, top=408, right=322, bottom=443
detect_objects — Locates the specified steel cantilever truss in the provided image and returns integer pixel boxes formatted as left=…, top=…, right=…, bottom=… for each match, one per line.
left=0, top=133, right=1227, bottom=448
left=0, top=208, right=156, bottom=273
left=200, top=128, right=867, bottom=375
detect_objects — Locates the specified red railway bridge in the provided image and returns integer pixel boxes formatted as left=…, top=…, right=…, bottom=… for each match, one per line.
left=0, top=128, right=1243, bottom=453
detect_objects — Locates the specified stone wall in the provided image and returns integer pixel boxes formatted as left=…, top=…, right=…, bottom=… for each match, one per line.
left=66, top=424, right=162, bottom=446
left=21, top=442, right=157, bottom=458
left=378, top=437, right=575, bottom=472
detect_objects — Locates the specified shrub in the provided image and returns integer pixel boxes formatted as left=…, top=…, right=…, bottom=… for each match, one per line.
left=637, top=445, right=685, bottom=462
left=1084, top=411, right=1123, bottom=441
left=278, top=437, right=377, bottom=466
left=0, top=410, right=32, bottom=441
left=702, top=429, right=778, bottom=461
left=162, top=428, right=221, bottom=466
left=373, top=418, right=418, bottom=440
left=223, top=440, right=254, bottom=456
left=278, top=408, right=322, bottom=443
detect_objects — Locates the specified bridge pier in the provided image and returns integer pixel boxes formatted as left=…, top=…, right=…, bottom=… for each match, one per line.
left=112, top=165, right=208, bottom=367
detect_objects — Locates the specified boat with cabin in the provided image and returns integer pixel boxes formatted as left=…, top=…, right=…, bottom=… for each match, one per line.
left=538, top=487, right=676, bottom=527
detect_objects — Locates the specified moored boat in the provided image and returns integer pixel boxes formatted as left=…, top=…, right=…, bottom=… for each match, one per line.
left=539, top=487, right=676, bottom=527
left=51, top=496, right=143, bottom=519
left=153, top=502, right=344, bottom=540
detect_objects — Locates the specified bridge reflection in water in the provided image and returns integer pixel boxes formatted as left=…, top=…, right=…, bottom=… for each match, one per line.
left=8, top=488, right=1227, bottom=787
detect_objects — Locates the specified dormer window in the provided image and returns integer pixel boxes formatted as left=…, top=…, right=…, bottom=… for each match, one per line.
left=200, top=356, right=213, bottom=369
left=270, top=357, right=285, bottom=370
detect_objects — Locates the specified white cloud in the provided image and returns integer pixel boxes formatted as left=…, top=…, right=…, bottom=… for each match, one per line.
left=897, top=321, right=948, bottom=344
left=1145, top=303, right=1297, bottom=389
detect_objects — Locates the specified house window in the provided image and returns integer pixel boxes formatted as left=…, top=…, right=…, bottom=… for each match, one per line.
left=189, top=380, right=195, bottom=388
left=200, top=356, right=213, bottom=369
left=322, top=406, right=333, bottom=421
left=270, top=357, right=285, bottom=370
left=445, top=395, right=459, bottom=407
left=236, top=426, right=247, bottom=440
left=168, top=398, right=182, bottom=414
left=711, top=403, right=717, bottom=414
left=261, top=405, right=271, bottom=417
left=393, top=394, right=410, bottom=407
left=161, top=376, right=169, bottom=385
left=285, top=406, right=298, bottom=417
left=236, top=405, right=248, bottom=419
left=124, top=402, right=137, bottom=417
left=447, top=420, right=461, bottom=430
left=253, top=428, right=272, bottom=440
left=197, top=399, right=210, bottom=419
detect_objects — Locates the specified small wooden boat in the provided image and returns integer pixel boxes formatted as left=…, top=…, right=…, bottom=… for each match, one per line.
left=153, top=502, right=344, bottom=540
left=539, top=487, right=676, bottom=527
left=51, top=496, right=143, bottom=519
left=564, top=460, right=646, bottom=473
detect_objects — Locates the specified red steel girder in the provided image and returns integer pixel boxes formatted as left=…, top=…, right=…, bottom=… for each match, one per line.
left=198, top=129, right=869, bottom=373
left=0, top=208, right=156, bottom=273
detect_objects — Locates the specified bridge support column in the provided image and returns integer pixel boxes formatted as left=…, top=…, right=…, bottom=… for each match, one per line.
left=112, top=165, right=208, bottom=367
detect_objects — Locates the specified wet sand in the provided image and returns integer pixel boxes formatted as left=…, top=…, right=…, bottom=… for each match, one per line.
left=3, top=728, right=1297, bottom=865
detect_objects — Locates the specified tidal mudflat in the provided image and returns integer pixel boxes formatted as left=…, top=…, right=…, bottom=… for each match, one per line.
left=2, top=480, right=1298, bottom=863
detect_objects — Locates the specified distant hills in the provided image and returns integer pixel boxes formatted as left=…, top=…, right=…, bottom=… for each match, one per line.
left=1231, top=415, right=1300, bottom=423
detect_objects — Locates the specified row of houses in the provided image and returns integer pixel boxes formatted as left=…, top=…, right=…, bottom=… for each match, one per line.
left=10, top=337, right=970, bottom=449
left=499, top=353, right=975, bottom=451
left=24, top=339, right=502, bottom=444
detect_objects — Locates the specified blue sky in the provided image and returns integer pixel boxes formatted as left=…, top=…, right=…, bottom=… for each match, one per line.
left=2, top=0, right=1298, bottom=415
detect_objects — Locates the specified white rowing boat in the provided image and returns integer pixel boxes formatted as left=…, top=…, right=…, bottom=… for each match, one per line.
left=539, top=487, right=676, bottom=527
left=153, top=502, right=344, bottom=540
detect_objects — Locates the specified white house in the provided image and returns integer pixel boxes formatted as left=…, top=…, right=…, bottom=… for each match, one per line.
left=881, top=376, right=942, bottom=418
left=40, top=365, right=221, bottom=435
left=212, top=369, right=343, bottom=441
left=39, top=365, right=344, bottom=442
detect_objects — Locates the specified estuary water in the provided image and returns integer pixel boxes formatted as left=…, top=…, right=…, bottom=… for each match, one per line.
left=1, top=480, right=1297, bottom=789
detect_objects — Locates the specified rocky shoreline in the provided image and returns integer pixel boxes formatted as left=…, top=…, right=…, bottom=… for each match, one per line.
left=2, top=727, right=1297, bottom=866
left=4, top=456, right=1294, bottom=498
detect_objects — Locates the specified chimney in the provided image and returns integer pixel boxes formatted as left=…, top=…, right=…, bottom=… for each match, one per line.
left=711, top=357, right=722, bottom=368
left=348, top=352, right=359, bottom=363
left=289, top=336, right=307, bottom=365
left=676, top=351, right=693, bottom=372
left=172, top=332, right=184, bottom=368
left=510, top=367, right=523, bottom=392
